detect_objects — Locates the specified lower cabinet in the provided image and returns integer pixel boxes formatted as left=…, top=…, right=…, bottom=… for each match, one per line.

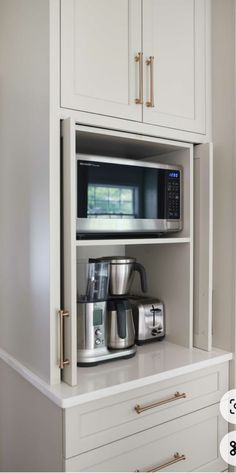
left=64, top=404, right=227, bottom=472
left=63, top=363, right=228, bottom=458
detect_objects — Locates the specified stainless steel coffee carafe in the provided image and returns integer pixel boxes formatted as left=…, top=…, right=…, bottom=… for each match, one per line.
left=103, top=257, right=148, bottom=296
left=107, top=299, right=135, bottom=349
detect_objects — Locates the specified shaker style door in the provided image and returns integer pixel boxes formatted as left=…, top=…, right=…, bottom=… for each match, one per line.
left=61, top=0, right=142, bottom=121
left=142, top=0, right=206, bottom=134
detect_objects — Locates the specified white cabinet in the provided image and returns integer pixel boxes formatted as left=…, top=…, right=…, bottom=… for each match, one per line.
left=143, top=0, right=206, bottom=134
left=63, top=363, right=228, bottom=458
left=62, top=121, right=213, bottom=387
left=61, top=0, right=207, bottom=136
left=64, top=404, right=227, bottom=472
left=61, top=0, right=142, bottom=121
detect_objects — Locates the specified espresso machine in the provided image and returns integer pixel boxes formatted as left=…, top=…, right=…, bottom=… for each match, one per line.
left=77, top=258, right=138, bottom=366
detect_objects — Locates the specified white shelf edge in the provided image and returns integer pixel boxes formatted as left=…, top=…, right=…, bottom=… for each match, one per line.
left=76, top=237, right=191, bottom=247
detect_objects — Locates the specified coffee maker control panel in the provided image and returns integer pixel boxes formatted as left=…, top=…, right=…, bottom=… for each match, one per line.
left=94, top=326, right=105, bottom=348
left=93, top=306, right=105, bottom=348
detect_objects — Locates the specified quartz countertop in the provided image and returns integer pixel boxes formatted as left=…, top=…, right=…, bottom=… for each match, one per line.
left=0, top=341, right=232, bottom=408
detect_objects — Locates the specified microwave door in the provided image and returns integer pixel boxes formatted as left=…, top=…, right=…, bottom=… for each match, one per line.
left=76, top=157, right=182, bottom=236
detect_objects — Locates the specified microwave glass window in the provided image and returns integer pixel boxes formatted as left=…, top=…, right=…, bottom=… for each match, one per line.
left=77, top=159, right=181, bottom=222
left=87, top=184, right=136, bottom=218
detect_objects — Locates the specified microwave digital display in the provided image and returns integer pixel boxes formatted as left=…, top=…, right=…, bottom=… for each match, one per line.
left=168, top=171, right=179, bottom=179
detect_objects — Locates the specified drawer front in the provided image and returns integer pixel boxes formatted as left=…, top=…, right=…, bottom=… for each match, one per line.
left=64, top=404, right=227, bottom=472
left=64, top=362, right=228, bottom=458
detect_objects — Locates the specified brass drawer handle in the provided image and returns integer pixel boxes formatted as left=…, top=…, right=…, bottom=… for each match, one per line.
left=146, top=56, right=155, bottom=107
left=135, top=452, right=186, bottom=472
left=135, top=391, right=186, bottom=414
left=135, top=52, right=143, bottom=105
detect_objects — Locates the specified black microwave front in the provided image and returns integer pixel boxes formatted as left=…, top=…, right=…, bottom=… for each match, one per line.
left=76, top=155, right=183, bottom=238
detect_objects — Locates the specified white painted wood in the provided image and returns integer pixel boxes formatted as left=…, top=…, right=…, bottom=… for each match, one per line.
left=0, top=358, right=63, bottom=472
left=49, top=0, right=62, bottom=385
left=129, top=244, right=192, bottom=348
left=0, top=344, right=232, bottom=409
left=61, top=107, right=209, bottom=144
left=0, top=0, right=53, bottom=382
left=77, top=237, right=191, bottom=247
left=194, top=143, right=213, bottom=351
left=143, top=0, right=206, bottom=134
left=62, top=118, right=77, bottom=386
left=61, top=0, right=142, bottom=121
left=64, top=404, right=227, bottom=472
left=211, top=0, right=235, bottom=356
left=64, top=362, right=228, bottom=458
left=75, top=122, right=192, bottom=154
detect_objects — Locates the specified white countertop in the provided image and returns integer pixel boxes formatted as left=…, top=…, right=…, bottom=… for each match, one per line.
left=0, top=342, right=232, bottom=408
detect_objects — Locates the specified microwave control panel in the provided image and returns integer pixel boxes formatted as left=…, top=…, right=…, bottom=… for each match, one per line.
left=167, top=171, right=181, bottom=219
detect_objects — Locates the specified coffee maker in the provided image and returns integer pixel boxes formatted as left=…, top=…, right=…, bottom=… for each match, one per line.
left=77, top=258, right=137, bottom=366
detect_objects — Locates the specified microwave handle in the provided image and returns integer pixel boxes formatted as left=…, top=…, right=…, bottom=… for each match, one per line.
left=134, top=262, right=148, bottom=293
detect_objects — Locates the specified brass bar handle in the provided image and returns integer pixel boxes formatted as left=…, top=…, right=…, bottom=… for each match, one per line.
left=146, top=56, right=155, bottom=108
left=58, top=310, right=70, bottom=369
left=135, top=52, right=143, bottom=104
left=135, top=453, right=186, bottom=472
left=135, top=391, right=186, bottom=414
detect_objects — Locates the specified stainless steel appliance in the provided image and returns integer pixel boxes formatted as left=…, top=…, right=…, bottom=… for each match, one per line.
left=77, top=258, right=136, bottom=366
left=103, top=256, right=147, bottom=296
left=76, top=155, right=183, bottom=237
left=107, top=299, right=135, bottom=349
left=129, top=297, right=165, bottom=344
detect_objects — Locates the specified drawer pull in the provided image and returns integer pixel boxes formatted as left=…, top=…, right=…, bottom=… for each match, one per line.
left=134, top=391, right=186, bottom=414
left=135, top=452, right=186, bottom=472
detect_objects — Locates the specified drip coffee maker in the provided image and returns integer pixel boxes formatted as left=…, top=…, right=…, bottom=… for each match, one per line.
left=77, top=258, right=137, bottom=366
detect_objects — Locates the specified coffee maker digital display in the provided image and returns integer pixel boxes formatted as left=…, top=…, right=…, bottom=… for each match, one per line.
left=93, top=308, right=103, bottom=326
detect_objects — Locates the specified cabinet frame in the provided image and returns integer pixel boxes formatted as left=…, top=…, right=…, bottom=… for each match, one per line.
left=61, top=121, right=213, bottom=386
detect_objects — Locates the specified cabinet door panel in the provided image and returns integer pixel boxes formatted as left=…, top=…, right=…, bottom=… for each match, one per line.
left=62, top=118, right=77, bottom=386
left=61, top=0, right=142, bottom=121
left=143, top=0, right=206, bottom=133
left=194, top=143, right=213, bottom=351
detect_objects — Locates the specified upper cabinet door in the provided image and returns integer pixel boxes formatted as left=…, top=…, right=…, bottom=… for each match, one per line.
left=143, top=0, right=206, bottom=134
left=61, top=0, right=142, bottom=121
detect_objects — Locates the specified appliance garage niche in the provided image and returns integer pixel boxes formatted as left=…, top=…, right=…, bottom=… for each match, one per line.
left=62, top=120, right=212, bottom=387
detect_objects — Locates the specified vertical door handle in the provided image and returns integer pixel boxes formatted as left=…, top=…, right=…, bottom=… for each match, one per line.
left=146, top=56, right=155, bottom=107
left=58, top=310, right=70, bottom=369
left=135, top=52, right=143, bottom=105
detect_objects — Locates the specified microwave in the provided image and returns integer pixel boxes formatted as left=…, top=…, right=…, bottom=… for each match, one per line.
left=76, top=155, right=183, bottom=237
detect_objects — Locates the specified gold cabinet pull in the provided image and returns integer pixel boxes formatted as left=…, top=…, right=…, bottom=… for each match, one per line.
left=135, top=391, right=186, bottom=414
left=58, top=310, right=70, bottom=369
left=135, top=453, right=186, bottom=472
left=146, top=56, right=155, bottom=107
left=135, top=52, right=143, bottom=104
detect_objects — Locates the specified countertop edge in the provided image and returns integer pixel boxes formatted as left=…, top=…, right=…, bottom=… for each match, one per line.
left=0, top=346, right=233, bottom=409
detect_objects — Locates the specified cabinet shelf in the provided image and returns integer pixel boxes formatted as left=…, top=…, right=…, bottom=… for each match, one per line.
left=76, top=237, right=191, bottom=247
